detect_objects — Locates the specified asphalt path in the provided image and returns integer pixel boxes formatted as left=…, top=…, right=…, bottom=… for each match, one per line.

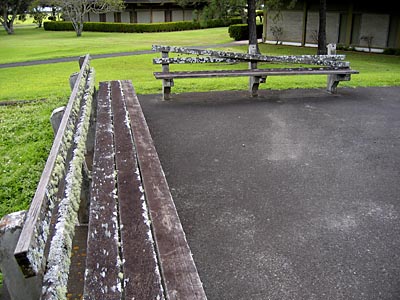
left=139, top=87, right=400, bottom=300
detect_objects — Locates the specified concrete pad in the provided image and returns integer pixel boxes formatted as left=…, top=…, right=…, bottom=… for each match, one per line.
left=139, top=87, right=400, bottom=300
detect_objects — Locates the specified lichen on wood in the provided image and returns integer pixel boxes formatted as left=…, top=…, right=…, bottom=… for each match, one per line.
left=23, top=64, right=92, bottom=278
left=41, top=67, right=95, bottom=300
left=152, top=45, right=350, bottom=67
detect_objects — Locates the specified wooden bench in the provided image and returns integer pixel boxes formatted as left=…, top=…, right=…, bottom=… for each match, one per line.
left=152, top=44, right=359, bottom=100
left=0, top=55, right=207, bottom=300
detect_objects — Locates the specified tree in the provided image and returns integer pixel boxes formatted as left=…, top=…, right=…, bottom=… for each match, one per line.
left=317, top=0, right=327, bottom=54
left=247, top=0, right=258, bottom=50
left=0, top=0, right=32, bottom=34
left=197, top=0, right=246, bottom=22
left=54, top=0, right=125, bottom=36
left=29, top=0, right=48, bottom=28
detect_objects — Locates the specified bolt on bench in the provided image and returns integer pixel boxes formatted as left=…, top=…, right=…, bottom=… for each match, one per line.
left=152, top=44, right=359, bottom=100
left=0, top=55, right=207, bottom=300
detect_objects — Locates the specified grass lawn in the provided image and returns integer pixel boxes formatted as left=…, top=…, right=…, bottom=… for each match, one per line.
left=0, top=26, right=400, bottom=229
left=1, top=45, right=399, bottom=102
left=0, top=26, right=232, bottom=64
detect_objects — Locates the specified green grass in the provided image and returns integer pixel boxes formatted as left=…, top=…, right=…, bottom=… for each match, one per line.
left=1, top=45, right=399, bottom=102
left=0, top=97, right=66, bottom=215
left=0, top=26, right=232, bottom=64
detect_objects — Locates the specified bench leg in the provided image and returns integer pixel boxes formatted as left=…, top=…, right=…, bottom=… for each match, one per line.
left=69, top=72, right=79, bottom=91
left=162, top=79, right=174, bottom=101
left=0, top=211, right=41, bottom=300
left=248, top=44, right=259, bottom=97
left=249, top=76, right=260, bottom=97
left=327, top=74, right=351, bottom=94
left=50, top=106, right=66, bottom=135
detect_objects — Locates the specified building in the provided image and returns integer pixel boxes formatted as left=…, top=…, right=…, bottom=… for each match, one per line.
left=85, top=0, right=206, bottom=24
left=264, top=0, right=400, bottom=50
left=83, top=0, right=399, bottom=50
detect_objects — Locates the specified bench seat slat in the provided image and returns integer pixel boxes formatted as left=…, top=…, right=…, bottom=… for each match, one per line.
left=110, top=80, right=164, bottom=299
left=154, top=67, right=359, bottom=80
left=123, top=80, right=207, bottom=300
left=84, top=82, right=122, bottom=299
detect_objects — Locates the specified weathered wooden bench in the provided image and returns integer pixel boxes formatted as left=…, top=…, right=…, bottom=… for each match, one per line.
left=152, top=44, right=359, bottom=100
left=0, top=55, right=207, bottom=300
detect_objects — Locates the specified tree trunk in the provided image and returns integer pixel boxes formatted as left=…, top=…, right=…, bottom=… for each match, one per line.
left=1, top=11, right=15, bottom=34
left=317, top=0, right=327, bottom=55
left=247, top=0, right=259, bottom=53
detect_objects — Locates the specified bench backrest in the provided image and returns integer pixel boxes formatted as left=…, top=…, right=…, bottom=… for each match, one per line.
left=152, top=44, right=350, bottom=68
left=14, top=55, right=95, bottom=292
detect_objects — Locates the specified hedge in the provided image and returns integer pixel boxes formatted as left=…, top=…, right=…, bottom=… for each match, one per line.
left=383, top=48, right=400, bottom=56
left=228, top=23, right=263, bottom=41
left=43, top=17, right=243, bottom=33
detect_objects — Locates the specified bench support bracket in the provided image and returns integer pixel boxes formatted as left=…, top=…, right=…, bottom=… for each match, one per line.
left=327, top=73, right=351, bottom=93
left=0, top=211, right=41, bottom=300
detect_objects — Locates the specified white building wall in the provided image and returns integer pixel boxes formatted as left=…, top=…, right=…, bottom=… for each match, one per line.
left=183, top=10, right=194, bottom=21
left=86, top=12, right=99, bottom=22
left=359, top=14, right=390, bottom=48
left=306, top=12, right=340, bottom=44
left=153, top=11, right=165, bottom=23
left=106, top=12, right=113, bottom=22
left=121, top=12, right=130, bottom=23
left=172, top=10, right=184, bottom=22
left=267, top=11, right=303, bottom=43
left=137, top=10, right=151, bottom=23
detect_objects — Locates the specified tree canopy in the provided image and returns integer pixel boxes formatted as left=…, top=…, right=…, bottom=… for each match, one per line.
left=0, top=0, right=32, bottom=34
left=53, top=0, right=125, bottom=36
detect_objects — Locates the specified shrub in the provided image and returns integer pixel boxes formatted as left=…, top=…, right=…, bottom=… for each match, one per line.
left=228, top=23, right=263, bottom=41
left=383, top=48, right=400, bottom=56
left=44, top=21, right=73, bottom=31
left=44, top=21, right=201, bottom=33
left=43, top=17, right=242, bottom=33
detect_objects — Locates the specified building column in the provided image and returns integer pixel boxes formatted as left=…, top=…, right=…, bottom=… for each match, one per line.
left=345, top=3, right=354, bottom=47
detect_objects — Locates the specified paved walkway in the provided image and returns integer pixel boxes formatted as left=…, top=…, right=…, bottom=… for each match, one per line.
left=139, top=87, right=400, bottom=300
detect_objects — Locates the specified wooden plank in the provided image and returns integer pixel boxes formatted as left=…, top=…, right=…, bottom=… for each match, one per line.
left=83, top=82, right=122, bottom=300
left=14, top=54, right=91, bottom=277
left=123, top=80, right=207, bottom=300
left=152, top=45, right=349, bottom=67
left=109, top=80, right=164, bottom=299
left=154, top=67, right=359, bottom=80
left=67, top=225, right=88, bottom=300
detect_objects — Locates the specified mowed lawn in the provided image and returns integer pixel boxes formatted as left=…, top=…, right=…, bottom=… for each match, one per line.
left=0, top=25, right=400, bottom=217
